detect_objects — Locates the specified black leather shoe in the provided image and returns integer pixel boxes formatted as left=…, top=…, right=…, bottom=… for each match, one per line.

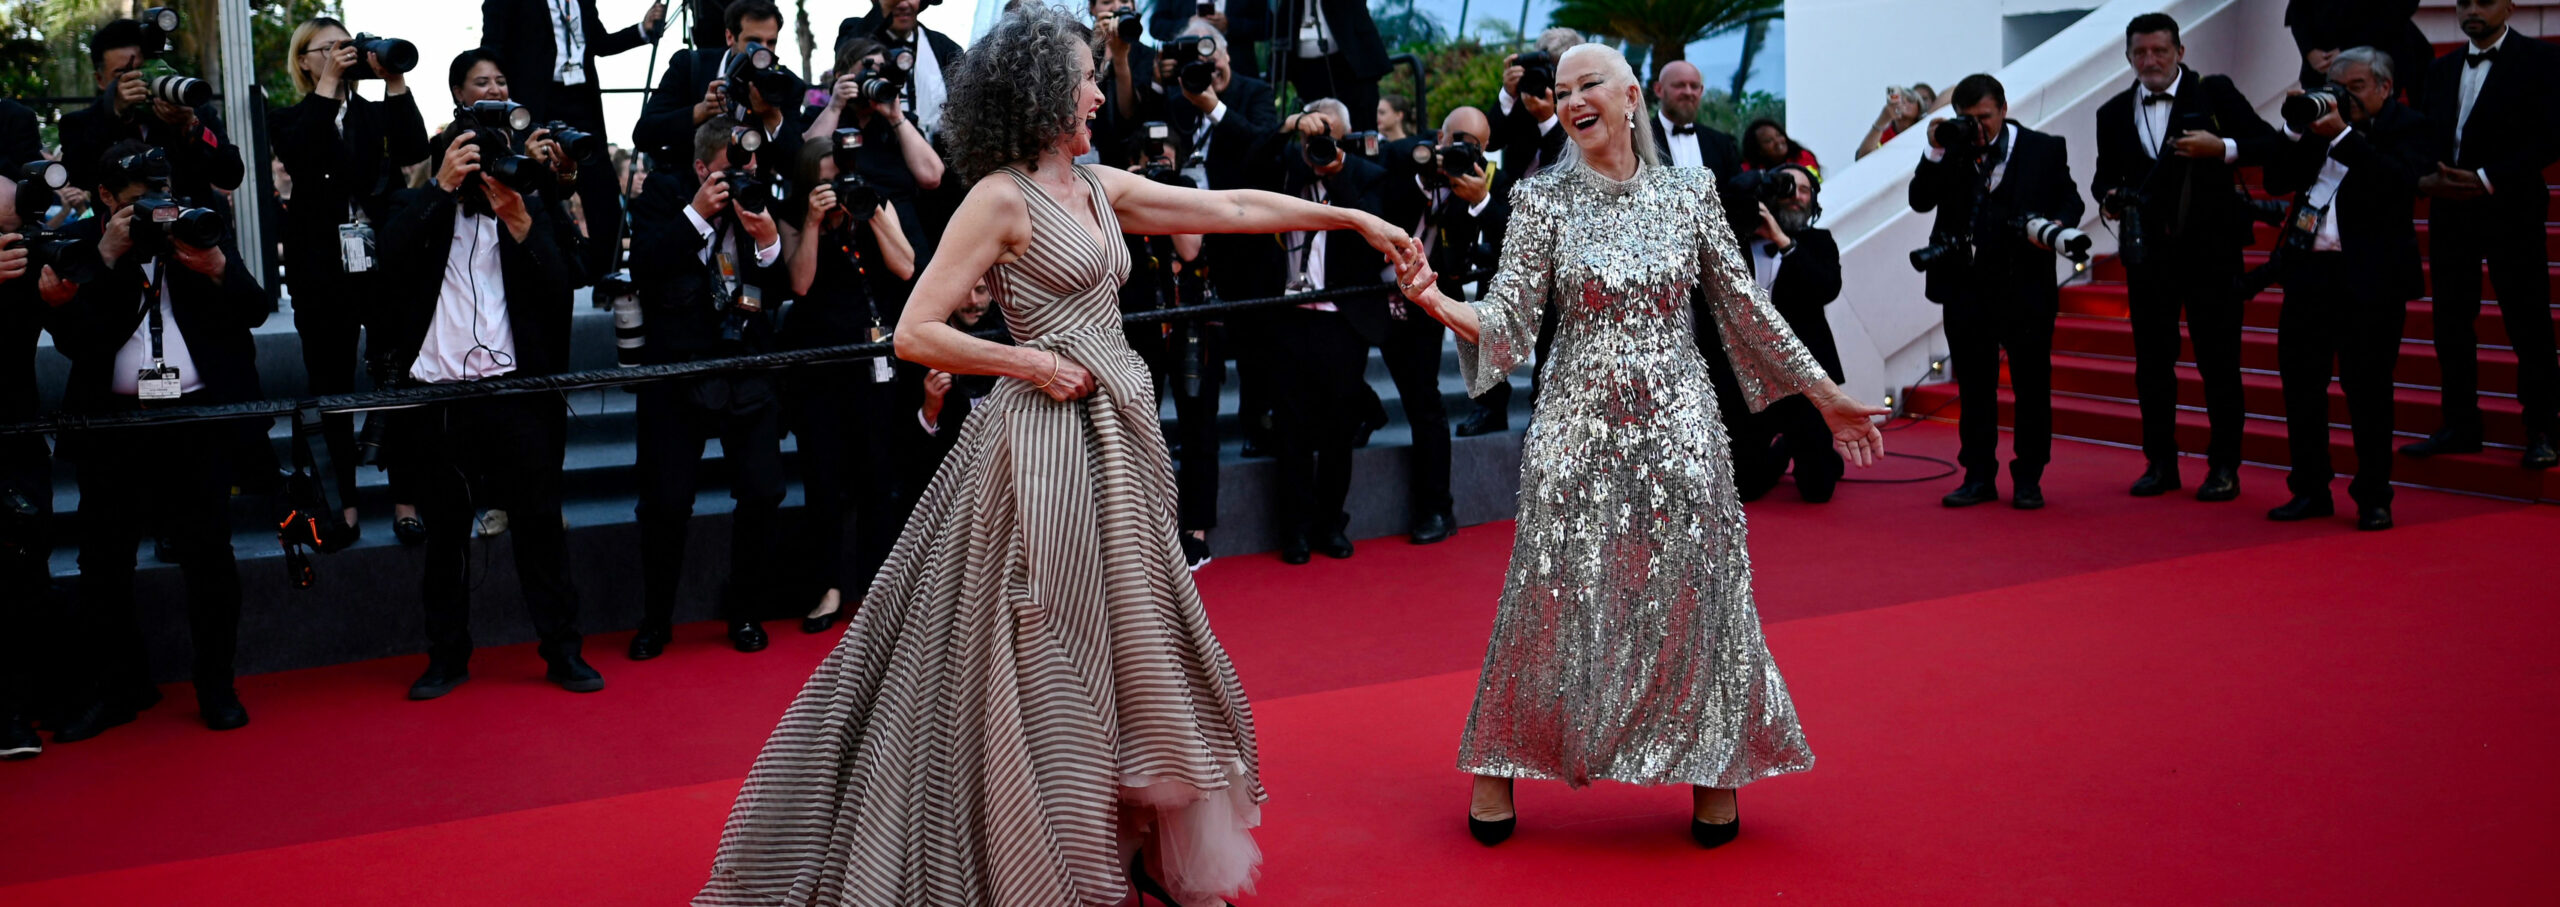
left=1691, top=815, right=1741, bottom=849
left=2357, top=505, right=2394, bottom=531
left=49, top=700, right=137, bottom=743
left=627, top=624, right=671, bottom=661
left=1, top=715, right=40, bottom=760
left=728, top=620, right=769, bottom=653
left=2129, top=463, right=2180, bottom=497
left=1409, top=511, right=1455, bottom=545
left=546, top=653, right=607, bottom=693
left=2524, top=433, right=2557, bottom=470
left=1941, top=482, right=1998, bottom=508
left=1467, top=777, right=1517, bottom=846
left=408, top=663, right=471, bottom=700
left=1315, top=530, right=1354, bottom=559
left=2195, top=467, right=2240, bottom=502
left=2011, top=484, right=2045, bottom=510
left=1180, top=534, right=1213, bottom=571
left=1278, top=534, right=1312, bottom=565
left=2267, top=495, right=2335, bottom=522
left=197, top=689, right=249, bottom=731
left=2400, top=426, right=2483, bottom=457
left=1454, top=407, right=1508, bottom=437
left=392, top=515, right=428, bottom=547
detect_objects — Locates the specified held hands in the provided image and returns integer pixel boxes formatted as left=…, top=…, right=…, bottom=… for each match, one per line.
left=1392, top=238, right=1437, bottom=302
left=1812, top=384, right=1891, bottom=468
left=437, top=132, right=481, bottom=193
left=1031, top=350, right=1097, bottom=402
left=2170, top=130, right=2223, bottom=159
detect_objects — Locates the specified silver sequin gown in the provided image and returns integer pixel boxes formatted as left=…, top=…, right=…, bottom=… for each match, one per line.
left=1456, top=161, right=1828, bottom=789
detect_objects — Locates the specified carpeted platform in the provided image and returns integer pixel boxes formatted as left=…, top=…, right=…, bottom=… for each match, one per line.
left=3, top=423, right=2553, bottom=904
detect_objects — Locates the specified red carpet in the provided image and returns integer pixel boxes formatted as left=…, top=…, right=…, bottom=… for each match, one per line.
left=4, top=423, right=2555, bottom=904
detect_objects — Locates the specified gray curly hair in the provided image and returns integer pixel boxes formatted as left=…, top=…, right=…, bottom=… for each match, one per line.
left=942, top=3, right=1094, bottom=184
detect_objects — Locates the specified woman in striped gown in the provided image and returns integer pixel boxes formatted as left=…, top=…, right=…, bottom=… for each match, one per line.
left=693, top=7, right=1416, bottom=906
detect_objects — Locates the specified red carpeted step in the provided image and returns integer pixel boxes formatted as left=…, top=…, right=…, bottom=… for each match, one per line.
left=1898, top=381, right=2560, bottom=500
left=2050, top=314, right=2522, bottom=390
left=2230, top=222, right=2560, bottom=257
left=2058, top=283, right=2550, bottom=347
left=2088, top=255, right=2560, bottom=297
left=2046, top=353, right=2535, bottom=446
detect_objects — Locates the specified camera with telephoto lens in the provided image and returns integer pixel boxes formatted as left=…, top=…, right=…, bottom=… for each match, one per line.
left=2238, top=192, right=2290, bottom=226
left=342, top=33, right=419, bottom=81
left=828, top=128, right=882, bottom=215
left=1909, top=231, right=1971, bottom=272
left=1301, top=131, right=1340, bottom=166
left=128, top=7, right=211, bottom=109
left=2282, top=85, right=2349, bottom=131
left=1413, top=138, right=1487, bottom=189
left=146, top=72, right=212, bottom=108
left=5, top=161, right=105, bottom=285
left=725, top=41, right=806, bottom=114
left=539, top=120, right=604, bottom=163
left=453, top=100, right=553, bottom=194
left=1514, top=50, right=1558, bottom=99
left=1164, top=34, right=1221, bottom=94
left=2104, top=189, right=2147, bottom=267
left=1719, top=168, right=1795, bottom=236
left=1932, top=116, right=1982, bottom=155
left=2018, top=215, right=2092, bottom=265
left=594, top=271, right=644, bottom=365
left=118, top=149, right=226, bottom=254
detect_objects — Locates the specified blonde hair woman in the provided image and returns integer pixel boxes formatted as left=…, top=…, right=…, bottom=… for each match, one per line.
left=1392, top=42, right=1888, bottom=848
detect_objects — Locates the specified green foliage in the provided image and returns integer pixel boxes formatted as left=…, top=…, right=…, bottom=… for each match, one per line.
left=1547, top=0, right=1780, bottom=78
left=1412, top=39, right=1509, bottom=130
left=254, top=0, right=348, bottom=104
left=1694, top=90, right=1783, bottom=136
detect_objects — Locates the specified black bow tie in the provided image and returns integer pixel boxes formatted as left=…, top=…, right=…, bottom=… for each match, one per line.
left=2142, top=92, right=2175, bottom=105
left=2467, top=48, right=2499, bottom=67
left=1762, top=242, right=1782, bottom=257
left=1669, top=123, right=1697, bottom=136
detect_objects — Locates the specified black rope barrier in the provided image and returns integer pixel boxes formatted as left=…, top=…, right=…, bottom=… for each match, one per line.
left=0, top=270, right=1494, bottom=438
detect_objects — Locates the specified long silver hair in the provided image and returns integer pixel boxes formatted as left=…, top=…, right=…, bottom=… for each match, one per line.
left=1551, top=43, right=1662, bottom=175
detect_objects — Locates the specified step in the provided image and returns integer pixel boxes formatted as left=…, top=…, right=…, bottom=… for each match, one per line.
left=1898, top=382, right=2560, bottom=502
left=2227, top=181, right=2556, bottom=220
left=2235, top=222, right=2560, bottom=258
left=2046, top=353, right=2536, bottom=447
left=2050, top=313, right=2522, bottom=391
left=2087, top=255, right=2560, bottom=299
left=2057, top=283, right=2554, bottom=348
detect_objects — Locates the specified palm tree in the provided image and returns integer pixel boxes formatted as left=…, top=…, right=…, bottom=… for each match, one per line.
left=1547, top=0, right=1782, bottom=82
left=1372, top=0, right=1446, bottom=50
left=1728, top=16, right=1769, bottom=96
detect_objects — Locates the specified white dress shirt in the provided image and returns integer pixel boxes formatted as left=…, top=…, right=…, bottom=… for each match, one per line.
left=110, top=262, right=205, bottom=396
left=1656, top=113, right=1704, bottom=169
left=411, top=209, right=518, bottom=383
left=1186, top=102, right=1228, bottom=187
left=2304, top=127, right=2353, bottom=253
left=681, top=203, right=784, bottom=267
left=884, top=28, right=949, bottom=137
left=549, top=0, right=590, bottom=85
left=1748, top=238, right=1789, bottom=292
left=1289, top=180, right=1333, bottom=310
left=2454, top=28, right=2506, bottom=192
left=2133, top=71, right=2239, bottom=163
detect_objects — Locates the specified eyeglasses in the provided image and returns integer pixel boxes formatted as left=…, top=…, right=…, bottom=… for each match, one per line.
left=301, top=41, right=355, bottom=56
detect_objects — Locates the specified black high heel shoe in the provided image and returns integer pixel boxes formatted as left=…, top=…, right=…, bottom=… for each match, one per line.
left=801, top=609, right=843, bottom=634
left=1128, top=852, right=1240, bottom=907
left=1689, top=788, right=1740, bottom=849
left=1467, top=777, right=1517, bottom=846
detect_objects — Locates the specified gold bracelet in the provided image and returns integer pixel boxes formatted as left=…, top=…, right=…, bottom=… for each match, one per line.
left=1033, top=350, right=1058, bottom=389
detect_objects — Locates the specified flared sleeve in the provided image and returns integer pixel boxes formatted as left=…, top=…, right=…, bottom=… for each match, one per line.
left=1691, top=170, right=1827, bottom=412
left=1456, top=176, right=1559, bottom=397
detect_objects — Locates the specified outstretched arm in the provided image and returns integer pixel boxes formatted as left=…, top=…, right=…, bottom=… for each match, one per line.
left=1088, top=164, right=1409, bottom=258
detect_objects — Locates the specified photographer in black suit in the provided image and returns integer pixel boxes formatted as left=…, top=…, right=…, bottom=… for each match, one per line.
left=1910, top=74, right=2086, bottom=511
left=43, top=141, right=270, bottom=739
left=1269, top=99, right=1388, bottom=564
left=1114, top=127, right=1224, bottom=569
left=1722, top=164, right=1849, bottom=504
left=0, top=174, right=55, bottom=758
left=625, top=115, right=788, bottom=659
left=831, top=0, right=965, bottom=140
left=2264, top=47, right=2432, bottom=531
left=59, top=19, right=246, bottom=216
left=376, top=106, right=598, bottom=700
left=1380, top=107, right=1510, bottom=545
left=2090, top=13, right=2281, bottom=501
left=1269, top=0, right=1390, bottom=132
left=2286, top=0, right=2433, bottom=103
left=2405, top=0, right=2560, bottom=468
left=1151, top=0, right=1268, bottom=81
left=483, top=0, right=670, bottom=278
left=1459, top=28, right=1577, bottom=438
left=1651, top=60, right=1743, bottom=181
left=634, top=0, right=800, bottom=171
left=1162, top=17, right=1286, bottom=456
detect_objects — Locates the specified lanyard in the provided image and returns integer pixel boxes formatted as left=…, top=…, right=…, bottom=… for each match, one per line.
left=137, top=264, right=167, bottom=366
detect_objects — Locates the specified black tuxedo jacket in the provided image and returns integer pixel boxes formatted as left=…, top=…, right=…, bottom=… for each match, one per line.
left=376, top=182, right=581, bottom=379
left=59, top=93, right=243, bottom=215
left=2423, top=35, right=2560, bottom=225
left=47, top=214, right=271, bottom=414
left=1765, top=228, right=1845, bottom=382
left=1151, top=0, right=1270, bottom=81
left=626, top=171, right=788, bottom=362
left=269, top=91, right=431, bottom=295
left=1652, top=120, right=1744, bottom=182
left=1909, top=123, right=2086, bottom=307
left=1279, top=150, right=1390, bottom=343
left=634, top=47, right=806, bottom=170
left=1169, top=75, right=1287, bottom=298
left=482, top=0, right=655, bottom=129
left=2090, top=67, right=2282, bottom=252
left=833, top=11, right=966, bottom=81
left=1488, top=102, right=1566, bottom=179
left=1382, top=166, right=1513, bottom=293
left=0, top=98, right=39, bottom=172
left=2265, top=101, right=2433, bottom=303
left=1266, top=0, right=1391, bottom=81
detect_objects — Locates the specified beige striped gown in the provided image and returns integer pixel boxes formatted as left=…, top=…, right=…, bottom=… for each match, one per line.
left=696, top=166, right=1265, bottom=906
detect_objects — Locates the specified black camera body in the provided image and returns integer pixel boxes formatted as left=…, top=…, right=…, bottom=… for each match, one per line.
left=539, top=120, right=604, bottom=163
left=1164, top=34, right=1222, bottom=95
left=852, top=52, right=911, bottom=107
left=1515, top=50, right=1558, bottom=99
left=454, top=100, right=554, bottom=194
left=2281, top=85, right=2353, bottom=131
left=725, top=41, right=806, bottom=115
left=1720, top=168, right=1794, bottom=235
left=1909, top=231, right=1972, bottom=273
left=5, top=162, right=104, bottom=285
left=1101, top=8, right=1143, bottom=44
left=1414, top=138, right=1487, bottom=189
left=1301, top=132, right=1340, bottom=166
left=343, top=33, right=419, bottom=81
left=113, top=149, right=225, bottom=254
left=2104, top=189, right=2148, bottom=267
left=723, top=167, right=788, bottom=216
left=828, top=128, right=882, bottom=216
left=126, top=8, right=211, bottom=112
left=1932, top=116, right=1982, bottom=156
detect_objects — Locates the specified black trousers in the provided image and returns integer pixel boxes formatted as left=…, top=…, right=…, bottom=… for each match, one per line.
left=399, top=395, right=581, bottom=668
left=1279, top=53, right=1381, bottom=132
left=2429, top=199, right=2557, bottom=437
left=1943, top=278, right=2057, bottom=486
left=787, top=364, right=902, bottom=602
left=547, top=80, right=625, bottom=280
left=1273, top=308, right=1370, bottom=537
left=2125, top=250, right=2246, bottom=470
left=1378, top=310, right=1453, bottom=516
left=1230, top=304, right=1282, bottom=449
left=2, top=437, right=52, bottom=719
left=1133, top=320, right=1229, bottom=532
left=1735, top=394, right=1845, bottom=501
left=636, top=376, right=786, bottom=626
left=2279, top=253, right=2406, bottom=508
left=72, top=402, right=242, bottom=699
left=290, top=272, right=366, bottom=505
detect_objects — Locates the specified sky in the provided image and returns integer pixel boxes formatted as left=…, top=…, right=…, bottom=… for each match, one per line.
left=337, top=0, right=1782, bottom=149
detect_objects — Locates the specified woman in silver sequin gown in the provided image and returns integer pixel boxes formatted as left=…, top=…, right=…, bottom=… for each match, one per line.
left=1393, top=44, right=1889, bottom=846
